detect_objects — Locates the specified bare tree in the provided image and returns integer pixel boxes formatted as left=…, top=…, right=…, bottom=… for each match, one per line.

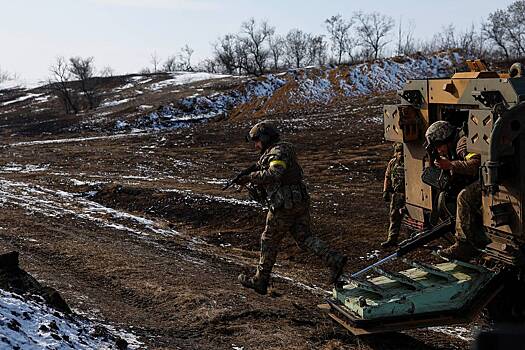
left=325, top=14, right=353, bottom=64
left=0, top=67, right=10, bottom=84
left=307, top=34, right=328, bottom=66
left=506, top=0, right=525, bottom=56
left=150, top=52, right=160, bottom=73
left=285, top=29, right=310, bottom=68
left=483, top=9, right=511, bottom=60
left=99, top=66, right=115, bottom=77
left=69, top=56, right=99, bottom=109
left=268, top=33, right=286, bottom=71
left=47, top=57, right=78, bottom=114
left=353, top=11, right=394, bottom=60
left=240, top=18, right=274, bottom=75
left=163, top=55, right=178, bottom=72
left=458, top=24, right=483, bottom=57
left=213, top=34, right=240, bottom=74
left=179, top=44, right=194, bottom=71
left=396, top=17, right=416, bottom=55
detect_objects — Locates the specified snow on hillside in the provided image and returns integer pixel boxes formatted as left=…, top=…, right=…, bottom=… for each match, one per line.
left=0, top=289, right=141, bottom=349
left=123, top=52, right=463, bottom=130
left=148, top=71, right=230, bottom=91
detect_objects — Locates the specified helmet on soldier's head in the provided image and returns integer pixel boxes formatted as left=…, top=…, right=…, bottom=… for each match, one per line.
left=425, top=121, right=456, bottom=145
left=393, top=142, right=403, bottom=153
left=247, top=121, right=280, bottom=146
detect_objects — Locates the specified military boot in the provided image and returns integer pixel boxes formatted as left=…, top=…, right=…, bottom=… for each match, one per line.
left=381, top=235, right=398, bottom=248
left=329, top=255, right=348, bottom=285
left=437, top=241, right=478, bottom=262
left=238, top=273, right=268, bottom=295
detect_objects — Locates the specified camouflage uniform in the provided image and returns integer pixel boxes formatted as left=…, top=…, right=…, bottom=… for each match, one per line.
left=449, top=136, right=485, bottom=248
left=426, top=121, right=485, bottom=259
left=383, top=148, right=405, bottom=244
left=244, top=141, right=347, bottom=291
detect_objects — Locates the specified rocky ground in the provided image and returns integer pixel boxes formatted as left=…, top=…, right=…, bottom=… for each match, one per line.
left=0, top=62, right=485, bottom=349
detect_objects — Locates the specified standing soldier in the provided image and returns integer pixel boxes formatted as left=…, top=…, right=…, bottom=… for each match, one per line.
left=381, top=143, right=405, bottom=248
left=233, top=121, right=347, bottom=295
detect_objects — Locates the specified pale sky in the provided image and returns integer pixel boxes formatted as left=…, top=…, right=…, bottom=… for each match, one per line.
left=0, top=0, right=517, bottom=83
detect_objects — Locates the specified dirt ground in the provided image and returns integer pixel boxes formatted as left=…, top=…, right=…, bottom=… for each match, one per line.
left=0, top=91, right=475, bottom=349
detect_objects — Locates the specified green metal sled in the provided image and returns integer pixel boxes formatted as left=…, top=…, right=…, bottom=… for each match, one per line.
left=326, top=258, right=502, bottom=335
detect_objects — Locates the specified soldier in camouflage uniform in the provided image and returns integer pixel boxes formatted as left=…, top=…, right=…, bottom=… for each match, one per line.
left=425, top=121, right=486, bottom=261
left=381, top=143, right=405, bottom=248
left=235, top=121, right=347, bottom=295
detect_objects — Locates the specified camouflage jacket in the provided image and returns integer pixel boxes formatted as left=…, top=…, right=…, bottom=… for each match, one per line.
left=249, top=142, right=308, bottom=210
left=384, top=155, right=405, bottom=193
left=450, top=136, right=481, bottom=176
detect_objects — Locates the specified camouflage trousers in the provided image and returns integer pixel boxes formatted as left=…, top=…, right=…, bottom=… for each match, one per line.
left=255, top=201, right=345, bottom=281
left=455, top=181, right=486, bottom=247
left=387, top=192, right=405, bottom=239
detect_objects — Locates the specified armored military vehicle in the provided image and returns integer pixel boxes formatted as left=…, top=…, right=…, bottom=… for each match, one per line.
left=325, top=60, right=525, bottom=334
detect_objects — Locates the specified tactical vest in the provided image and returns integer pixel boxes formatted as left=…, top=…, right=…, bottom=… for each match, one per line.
left=390, top=157, right=405, bottom=193
left=257, top=142, right=308, bottom=210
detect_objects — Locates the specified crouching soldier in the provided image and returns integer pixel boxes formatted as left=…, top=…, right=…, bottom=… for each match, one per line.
left=234, top=121, right=347, bottom=295
left=381, top=142, right=405, bottom=248
left=425, top=121, right=487, bottom=261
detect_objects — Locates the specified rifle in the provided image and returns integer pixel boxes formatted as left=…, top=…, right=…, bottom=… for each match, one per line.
left=350, top=217, right=455, bottom=278
left=222, top=163, right=259, bottom=190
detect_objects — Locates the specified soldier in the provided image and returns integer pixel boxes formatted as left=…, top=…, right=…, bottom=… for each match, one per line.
left=235, top=121, right=347, bottom=295
left=424, top=121, right=486, bottom=261
left=381, top=142, right=405, bottom=248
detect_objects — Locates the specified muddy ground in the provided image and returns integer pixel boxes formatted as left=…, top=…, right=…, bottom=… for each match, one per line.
left=0, top=92, right=477, bottom=349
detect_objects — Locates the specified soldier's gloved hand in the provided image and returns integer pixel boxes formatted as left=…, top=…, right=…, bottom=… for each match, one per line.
left=236, top=175, right=250, bottom=186
left=382, top=191, right=391, bottom=202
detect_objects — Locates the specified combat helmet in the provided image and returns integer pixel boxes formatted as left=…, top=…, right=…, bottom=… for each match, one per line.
left=425, top=121, right=456, bottom=145
left=393, top=142, right=403, bottom=153
left=247, top=121, right=280, bottom=148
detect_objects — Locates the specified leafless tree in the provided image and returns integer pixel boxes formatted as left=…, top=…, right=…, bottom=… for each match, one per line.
left=353, top=11, right=394, bottom=60
left=179, top=44, right=194, bottom=71
left=99, top=66, right=115, bottom=77
left=197, top=58, right=219, bottom=73
left=285, top=29, right=310, bottom=68
left=325, top=14, right=353, bottom=64
left=47, top=57, right=79, bottom=114
left=150, top=52, right=160, bottom=73
left=0, top=67, right=10, bottom=84
left=213, top=34, right=240, bottom=74
left=163, top=55, right=178, bottom=72
left=506, top=0, right=525, bottom=56
left=268, top=33, right=286, bottom=71
left=240, top=18, right=274, bottom=75
left=458, top=24, right=483, bottom=58
left=396, top=17, right=416, bottom=55
left=69, top=56, right=99, bottom=109
left=483, top=9, right=511, bottom=60
left=307, top=35, right=328, bottom=66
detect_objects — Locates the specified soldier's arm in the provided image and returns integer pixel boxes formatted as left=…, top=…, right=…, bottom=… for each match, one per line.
left=450, top=154, right=480, bottom=176
left=249, top=148, right=288, bottom=185
left=384, top=158, right=394, bottom=192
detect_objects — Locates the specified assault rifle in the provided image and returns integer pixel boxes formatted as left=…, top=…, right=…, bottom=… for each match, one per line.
left=350, top=217, right=455, bottom=278
left=222, top=163, right=259, bottom=190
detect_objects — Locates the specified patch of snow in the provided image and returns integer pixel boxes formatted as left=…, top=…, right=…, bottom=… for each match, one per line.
left=100, top=98, right=131, bottom=108
left=148, top=72, right=230, bottom=91
left=1, top=93, right=44, bottom=106
left=0, top=163, right=49, bottom=173
left=8, top=132, right=148, bottom=147
left=0, top=289, right=142, bottom=349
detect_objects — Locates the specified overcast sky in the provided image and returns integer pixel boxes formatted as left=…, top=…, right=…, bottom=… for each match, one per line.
left=0, top=0, right=517, bottom=83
